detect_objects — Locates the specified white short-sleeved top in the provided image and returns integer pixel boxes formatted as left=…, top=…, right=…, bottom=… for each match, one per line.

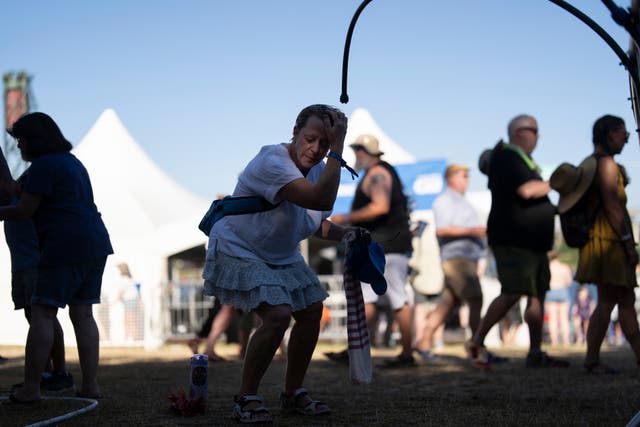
left=208, top=143, right=332, bottom=264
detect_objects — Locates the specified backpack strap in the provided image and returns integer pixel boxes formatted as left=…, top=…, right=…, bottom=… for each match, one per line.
left=198, top=195, right=281, bottom=236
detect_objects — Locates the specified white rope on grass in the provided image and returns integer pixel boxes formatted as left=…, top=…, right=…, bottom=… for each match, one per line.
left=0, top=395, right=98, bottom=426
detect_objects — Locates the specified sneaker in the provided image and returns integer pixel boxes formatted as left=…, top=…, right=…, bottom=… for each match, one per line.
left=525, top=351, right=569, bottom=368
left=324, top=350, right=349, bottom=365
left=464, top=339, right=490, bottom=369
left=378, top=354, right=416, bottom=369
left=41, top=371, right=74, bottom=392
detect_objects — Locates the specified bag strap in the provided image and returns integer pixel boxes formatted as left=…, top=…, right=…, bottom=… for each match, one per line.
left=587, top=154, right=602, bottom=225
left=198, top=195, right=281, bottom=236
left=216, top=195, right=281, bottom=217
left=503, top=143, right=541, bottom=174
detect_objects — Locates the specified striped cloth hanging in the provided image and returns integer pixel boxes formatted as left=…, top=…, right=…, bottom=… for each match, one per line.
left=343, top=235, right=372, bottom=384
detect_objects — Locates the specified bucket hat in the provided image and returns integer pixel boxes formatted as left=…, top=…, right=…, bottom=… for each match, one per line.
left=347, top=238, right=387, bottom=295
left=349, top=134, right=384, bottom=156
left=550, top=156, right=597, bottom=214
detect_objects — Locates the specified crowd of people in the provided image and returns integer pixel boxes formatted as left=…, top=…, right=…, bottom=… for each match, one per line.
left=2, top=108, right=640, bottom=425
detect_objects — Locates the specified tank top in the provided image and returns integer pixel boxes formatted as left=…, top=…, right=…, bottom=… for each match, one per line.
left=350, top=161, right=412, bottom=254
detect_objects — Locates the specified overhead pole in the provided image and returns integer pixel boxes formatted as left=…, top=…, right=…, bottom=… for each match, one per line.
left=340, top=0, right=374, bottom=104
left=339, top=0, right=640, bottom=139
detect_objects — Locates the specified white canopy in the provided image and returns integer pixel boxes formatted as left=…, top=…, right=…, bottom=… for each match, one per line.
left=73, top=109, right=209, bottom=259
left=0, top=109, right=210, bottom=347
left=342, top=108, right=416, bottom=167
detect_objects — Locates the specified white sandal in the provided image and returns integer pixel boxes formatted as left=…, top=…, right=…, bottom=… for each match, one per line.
left=280, top=387, right=330, bottom=416
left=232, top=394, right=273, bottom=424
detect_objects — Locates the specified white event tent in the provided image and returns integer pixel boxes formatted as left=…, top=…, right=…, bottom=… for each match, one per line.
left=342, top=108, right=416, bottom=166
left=0, top=109, right=209, bottom=348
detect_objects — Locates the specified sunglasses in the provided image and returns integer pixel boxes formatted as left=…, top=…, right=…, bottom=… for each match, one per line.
left=518, top=127, right=538, bottom=135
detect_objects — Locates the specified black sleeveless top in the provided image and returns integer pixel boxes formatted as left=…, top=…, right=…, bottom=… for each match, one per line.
left=350, top=161, right=412, bottom=254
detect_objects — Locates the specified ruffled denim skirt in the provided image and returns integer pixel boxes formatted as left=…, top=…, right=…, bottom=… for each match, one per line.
left=203, top=250, right=328, bottom=313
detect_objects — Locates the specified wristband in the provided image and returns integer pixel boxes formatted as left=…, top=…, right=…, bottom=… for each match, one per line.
left=621, top=233, right=633, bottom=242
left=327, top=151, right=358, bottom=180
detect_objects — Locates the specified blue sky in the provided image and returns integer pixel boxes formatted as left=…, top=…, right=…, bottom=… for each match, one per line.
left=3, top=1, right=640, bottom=208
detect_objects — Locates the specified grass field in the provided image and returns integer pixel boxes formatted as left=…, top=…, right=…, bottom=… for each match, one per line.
left=1, top=342, right=639, bottom=426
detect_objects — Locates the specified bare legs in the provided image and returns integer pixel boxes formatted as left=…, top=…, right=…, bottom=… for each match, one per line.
left=23, top=305, right=66, bottom=373
left=545, top=300, right=571, bottom=346
left=364, top=302, right=412, bottom=357
left=418, top=290, right=482, bottom=353
left=586, top=285, right=640, bottom=366
left=285, top=302, right=322, bottom=392
left=239, top=302, right=322, bottom=398
left=50, top=318, right=66, bottom=372
left=473, top=294, right=521, bottom=346
left=69, top=304, right=101, bottom=396
left=14, top=304, right=97, bottom=401
left=12, top=304, right=58, bottom=401
left=523, top=296, right=544, bottom=352
left=203, top=304, right=236, bottom=361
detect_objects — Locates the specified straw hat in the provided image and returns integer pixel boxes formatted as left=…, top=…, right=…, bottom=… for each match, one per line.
left=550, top=156, right=597, bottom=214
left=350, top=134, right=384, bottom=156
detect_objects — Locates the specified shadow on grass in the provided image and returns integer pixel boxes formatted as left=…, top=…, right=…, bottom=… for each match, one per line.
left=1, top=344, right=639, bottom=426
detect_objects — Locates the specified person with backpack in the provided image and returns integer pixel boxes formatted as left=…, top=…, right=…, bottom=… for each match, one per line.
left=467, top=114, right=569, bottom=369
left=551, top=114, right=640, bottom=374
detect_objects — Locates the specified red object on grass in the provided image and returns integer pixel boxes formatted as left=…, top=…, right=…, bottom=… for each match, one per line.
left=168, top=390, right=206, bottom=416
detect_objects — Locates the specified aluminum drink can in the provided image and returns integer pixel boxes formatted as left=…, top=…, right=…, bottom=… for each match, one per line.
left=189, top=354, right=208, bottom=400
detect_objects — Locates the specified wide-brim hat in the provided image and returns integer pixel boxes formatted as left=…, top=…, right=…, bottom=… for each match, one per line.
left=347, top=238, right=387, bottom=295
left=550, top=156, right=597, bottom=214
left=349, top=134, right=384, bottom=156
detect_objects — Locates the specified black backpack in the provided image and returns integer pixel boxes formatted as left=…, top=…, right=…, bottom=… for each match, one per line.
left=559, top=195, right=599, bottom=248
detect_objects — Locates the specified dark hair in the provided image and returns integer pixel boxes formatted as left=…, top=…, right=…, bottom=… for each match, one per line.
left=592, top=114, right=624, bottom=154
left=7, top=112, right=72, bottom=160
left=294, top=104, right=341, bottom=130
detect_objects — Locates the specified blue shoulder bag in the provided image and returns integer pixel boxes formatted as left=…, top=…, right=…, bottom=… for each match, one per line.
left=198, top=195, right=281, bottom=236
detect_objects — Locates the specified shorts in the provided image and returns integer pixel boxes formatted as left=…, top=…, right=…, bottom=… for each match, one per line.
left=491, top=246, right=550, bottom=297
left=11, top=267, right=38, bottom=310
left=413, top=291, right=441, bottom=306
left=545, top=287, right=570, bottom=303
left=361, top=253, right=409, bottom=310
left=32, top=257, right=108, bottom=308
left=442, top=258, right=482, bottom=301
left=413, top=291, right=441, bottom=312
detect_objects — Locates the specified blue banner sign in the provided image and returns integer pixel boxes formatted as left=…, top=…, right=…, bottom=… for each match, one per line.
left=332, top=158, right=448, bottom=214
